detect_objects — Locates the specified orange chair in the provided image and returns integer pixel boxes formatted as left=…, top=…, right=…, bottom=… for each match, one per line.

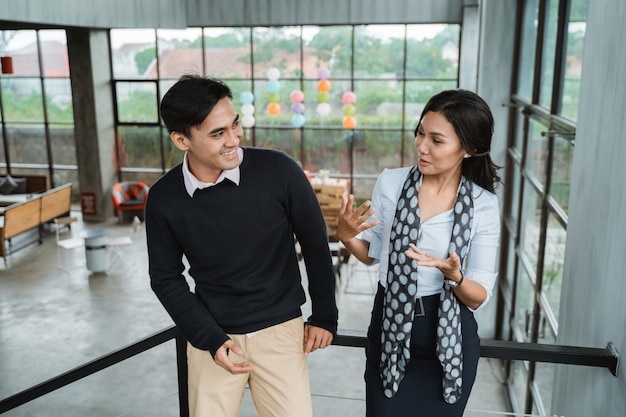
left=111, top=181, right=149, bottom=223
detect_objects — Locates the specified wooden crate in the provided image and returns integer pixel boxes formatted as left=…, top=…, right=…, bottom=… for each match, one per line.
left=311, top=179, right=349, bottom=208
left=310, top=178, right=349, bottom=241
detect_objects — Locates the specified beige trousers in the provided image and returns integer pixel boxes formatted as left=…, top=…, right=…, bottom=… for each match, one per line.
left=187, top=317, right=313, bottom=417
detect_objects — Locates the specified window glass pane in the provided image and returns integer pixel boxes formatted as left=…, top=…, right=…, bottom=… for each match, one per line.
left=6, top=124, right=47, bottom=164
left=404, top=80, right=458, bottom=130
left=45, top=78, right=73, bottom=123
left=508, top=160, right=521, bottom=224
left=116, top=82, right=158, bottom=123
left=549, top=134, right=573, bottom=214
left=534, top=332, right=557, bottom=412
left=1, top=78, right=44, bottom=122
left=162, top=129, right=182, bottom=170
left=252, top=127, right=301, bottom=163
left=353, top=129, right=403, bottom=175
left=302, top=26, right=352, bottom=79
left=353, top=80, right=403, bottom=128
left=121, top=170, right=164, bottom=186
left=156, top=28, right=203, bottom=79
left=111, top=29, right=157, bottom=79
left=510, top=360, right=529, bottom=412
left=526, top=119, right=548, bottom=186
left=1, top=30, right=40, bottom=76
left=300, top=128, right=348, bottom=174
left=40, top=29, right=69, bottom=78
left=0, top=131, right=5, bottom=164
left=517, top=0, right=539, bottom=99
left=505, top=236, right=516, bottom=288
left=539, top=0, right=559, bottom=108
left=203, top=28, right=252, bottom=79
left=513, top=106, right=526, bottom=153
left=52, top=169, right=79, bottom=200
left=402, top=130, right=418, bottom=168
left=252, top=27, right=302, bottom=79
left=50, top=125, right=76, bottom=166
left=406, top=24, right=460, bottom=79
left=514, top=266, right=535, bottom=343
left=352, top=176, right=378, bottom=204
left=354, top=25, right=406, bottom=78
left=117, top=126, right=161, bottom=168
left=542, top=212, right=565, bottom=322
left=561, top=0, right=588, bottom=120
left=520, top=181, right=541, bottom=269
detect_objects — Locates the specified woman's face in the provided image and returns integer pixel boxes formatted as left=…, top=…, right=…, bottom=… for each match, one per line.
left=414, top=110, right=467, bottom=178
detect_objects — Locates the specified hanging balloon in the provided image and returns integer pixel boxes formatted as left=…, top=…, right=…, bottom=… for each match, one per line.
left=317, top=92, right=330, bottom=103
left=291, top=114, right=306, bottom=128
left=267, top=79, right=281, bottom=93
left=241, top=115, right=256, bottom=128
left=342, top=104, right=356, bottom=116
left=290, top=90, right=304, bottom=103
left=342, top=116, right=357, bottom=130
left=266, top=67, right=280, bottom=80
left=268, top=92, right=280, bottom=103
left=316, top=103, right=331, bottom=117
left=317, top=79, right=331, bottom=93
left=342, top=91, right=357, bottom=129
left=317, top=69, right=331, bottom=119
left=239, top=91, right=255, bottom=128
left=342, top=91, right=357, bottom=105
left=267, top=102, right=281, bottom=115
left=292, top=102, right=305, bottom=114
left=241, top=103, right=255, bottom=116
left=240, top=91, right=254, bottom=105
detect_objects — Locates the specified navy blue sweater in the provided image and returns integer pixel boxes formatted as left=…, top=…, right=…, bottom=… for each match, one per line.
left=145, top=148, right=338, bottom=356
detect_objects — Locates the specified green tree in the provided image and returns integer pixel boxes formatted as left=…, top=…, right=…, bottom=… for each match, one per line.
left=134, top=47, right=156, bottom=75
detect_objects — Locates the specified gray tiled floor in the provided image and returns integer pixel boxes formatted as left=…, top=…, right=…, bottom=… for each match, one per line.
left=0, top=211, right=511, bottom=416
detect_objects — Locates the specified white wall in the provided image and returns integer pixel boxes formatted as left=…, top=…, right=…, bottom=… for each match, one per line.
left=552, top=0, right=626, bottom=415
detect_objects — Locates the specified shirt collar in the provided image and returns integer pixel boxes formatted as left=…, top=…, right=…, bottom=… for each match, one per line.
left=182, top=147, right=243, bottom=197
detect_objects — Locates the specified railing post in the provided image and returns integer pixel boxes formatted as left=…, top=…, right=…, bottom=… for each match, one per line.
left=175, top=330, right=189, bottom=417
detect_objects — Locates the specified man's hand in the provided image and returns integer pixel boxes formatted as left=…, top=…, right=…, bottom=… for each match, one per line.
left=213, top=339, right=254, bottom=374
left=303, top=324, right=333, bottom=355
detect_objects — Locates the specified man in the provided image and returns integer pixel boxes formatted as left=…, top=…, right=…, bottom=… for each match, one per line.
left=146, top=75, right=338, bottom=417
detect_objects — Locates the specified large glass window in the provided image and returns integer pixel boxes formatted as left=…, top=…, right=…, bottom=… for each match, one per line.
left=498, top=1, right=587, bottom=414
left=0, top=29, right=76, bottom=194
left=110, top=24, right=460, bottom=201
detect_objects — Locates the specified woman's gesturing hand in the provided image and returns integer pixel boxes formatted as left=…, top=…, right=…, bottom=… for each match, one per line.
left=337, top=193, right=379, bottom=243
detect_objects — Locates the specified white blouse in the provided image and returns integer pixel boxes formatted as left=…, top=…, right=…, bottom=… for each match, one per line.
left=362, top=166, right=501, bottom=310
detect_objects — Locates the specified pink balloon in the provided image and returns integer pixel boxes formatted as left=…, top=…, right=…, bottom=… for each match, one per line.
left=342, top=91, right=356, bottom=105
left=290, top=90, right=304, bottom=103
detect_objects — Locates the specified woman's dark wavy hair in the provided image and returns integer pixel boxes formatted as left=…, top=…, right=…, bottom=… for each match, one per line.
left=414, top=89, right=501, bottom=193
left=160, top=74, right=233, bottom=137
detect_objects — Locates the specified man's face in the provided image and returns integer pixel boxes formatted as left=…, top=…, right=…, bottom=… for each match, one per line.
left=171, top=97, right=243, bottom=183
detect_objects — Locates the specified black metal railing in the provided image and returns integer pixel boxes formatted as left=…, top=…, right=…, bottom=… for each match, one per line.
left=0, top=326, right=619, bottom=415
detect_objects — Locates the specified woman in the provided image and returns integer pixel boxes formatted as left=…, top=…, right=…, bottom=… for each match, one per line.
left=337, top=89, right=501, bottom=416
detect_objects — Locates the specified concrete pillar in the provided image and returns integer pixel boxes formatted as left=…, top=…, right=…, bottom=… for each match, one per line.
left=66, top=28, right=117, bottom=222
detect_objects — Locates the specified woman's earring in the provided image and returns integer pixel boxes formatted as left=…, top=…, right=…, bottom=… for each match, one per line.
left=464, top=154, right=471, bottom=158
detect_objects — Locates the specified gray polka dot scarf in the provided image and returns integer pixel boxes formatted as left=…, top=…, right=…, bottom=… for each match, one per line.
left=380, top=165, right=473, bottom=404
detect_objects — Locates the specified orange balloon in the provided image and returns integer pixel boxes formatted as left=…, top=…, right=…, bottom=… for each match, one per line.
left=342, top=116, right=357, bottom=129
left=267, top=103, right=281, bottom=115
left=317, top=79, right=331, bottom=93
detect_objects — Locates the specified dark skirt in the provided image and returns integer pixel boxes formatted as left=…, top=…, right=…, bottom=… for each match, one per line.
left=365, top=284, right=480, bottom=417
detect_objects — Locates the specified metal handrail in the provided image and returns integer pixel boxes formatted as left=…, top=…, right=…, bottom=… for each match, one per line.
left=0, top=326, right=619, bottom=415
